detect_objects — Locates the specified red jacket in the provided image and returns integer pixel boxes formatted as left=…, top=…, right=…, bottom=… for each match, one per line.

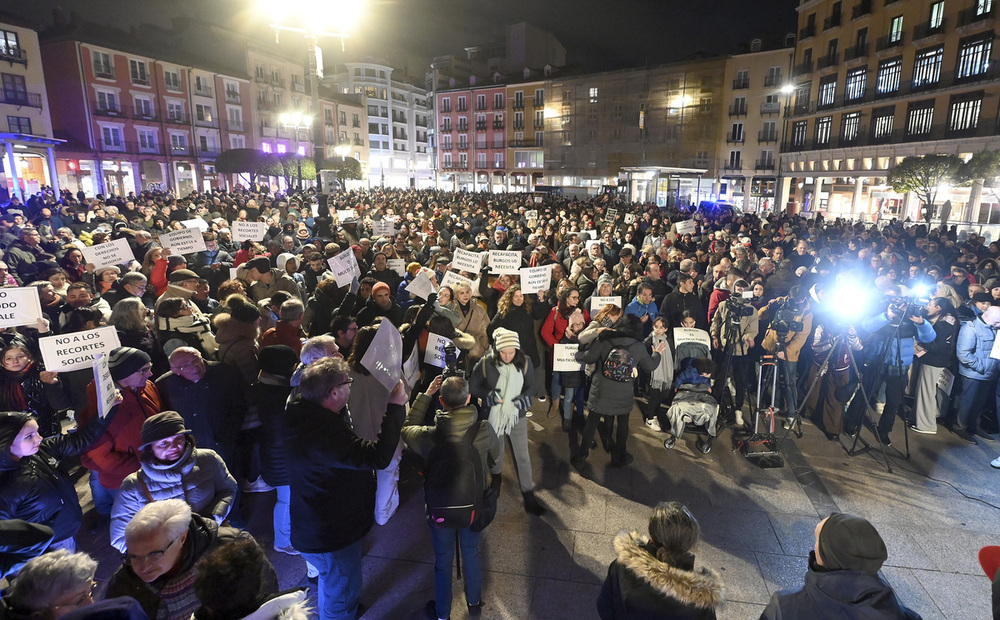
left=260, top=321, right=305, bottom=355
left=542, top=307, right=591, bottom=349
left=78, top=380, right=162, bottom=489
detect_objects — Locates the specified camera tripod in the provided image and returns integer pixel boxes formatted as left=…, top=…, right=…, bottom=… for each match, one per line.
left=733, top=327, right=794, bottom=467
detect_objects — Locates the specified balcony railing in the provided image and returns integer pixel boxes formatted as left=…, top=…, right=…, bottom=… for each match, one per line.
left=164, top=81, right=183, bottom=93
left=475, top=102, right=487, bottom=111
left=959, top=5, right=995, bottom=26
left=722, top=163, right=743, bottom=172
left=492, top=123, right=504, bottom=130
left=817, top=53, right=840, bottom=70
left=136, top=142, right=163, bottom=155
left=511, top=139, right=536, bottom=147
left=876, top=33, right=905, bottom=51
left=512, top=101, right=524, bottom=110
left=755, top=161, right=776, bottom=172
left=476, top=122, right=487, bottom=131
left=257, top=99, right=274, bottom=111
left=513, top=122, right=525, bottom=129
left=270, top=77, right=285, bottom=88
left=457, top=104, right=468, bottom=112
left=456, top=124, right=469, bottom=132
left=1, top=91, right=42, bottom=109
left=824, top=13, right=842, bottom=30
left=800, top=24, right=816, bottom=39
left=758, top=130, right=778, bottom=143
left=0, top=46, right=27, bottom=66
left=441, top=163, right=468, bottom=170
left=439, top=125, right=452, bottom=132
left=130, top=75, right=150, bottom=87
left=726, top=132, right=745, bottom=143
left=844, top=42, right=869, bottom=61
left=780, top=119, right=1000, bottom=153
left=194, top=117, right=218, bottom=128
left=457, top=144, right=469, bottom=151
left=764, top=74, right=781, bottom=87
left=93, top=102, right=124, bottom=117
left=225, top=91, right=241, bottom=104
left=194, top=85, right=213, bottom=98
left=165, top=114, right=189, bottom=125
left=132, top=109, right=159, bottom=121
left=760, top=101, right=780, bottom=115
left=94, top=66, right=115, bottom=79
left=170, top=144, right=192, bottom=156
left=851, top=0, right=872, bottom=19
left=728, top=103, right=747, bottom=116
left=913, top=19, right=947, bottom=40
left=226, top=120, right=244, bottom=132
left=491, top=140, right=506, bottom=149
left=292, top=81, right=305, bottom=93
left=732, top=78, right=749, bottom=89
left=792, top=60, right=813, bottom=77
left=198, top=147, right=221, bottom=157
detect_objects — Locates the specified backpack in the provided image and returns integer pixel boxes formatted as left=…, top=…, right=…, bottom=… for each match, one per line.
left=602, top=343, right=636, bottom=382
left=423, top=421, right=487, bottom=529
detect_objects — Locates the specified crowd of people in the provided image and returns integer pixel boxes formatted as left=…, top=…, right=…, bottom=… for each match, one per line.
left=0, top=182, right=998, bottom=619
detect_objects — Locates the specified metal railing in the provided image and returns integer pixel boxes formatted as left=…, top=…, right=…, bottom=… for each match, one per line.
left=732, top=78, right=749, bottom=89
left=851, top=0, right=872, bottom=19
left=844, top=42, right=869, bottom=61
left=194, top=85, right=213, bottom=98
left=728, top=103, right=748, bottom=116
left=2, top=91, right=42, bottom=108
left=0, top=46, right=27, bottom=66
left=959, top=4, right=995, bottom=26
left=792, top=60, right=813, bottom=77
left=761, top=101, right=780, bottom=115
left=758, top=130, right=778, bottom=143
left=824, top=13, right=842, bottom=30
left=817, top=53, right=840, bottom=70
left=913, top=19, right=947, bottom=40
left=225, top=91, right=241, bottom=104
left=876, top=33, right=905, bottom=51
left=726, top=132, right=745, bottom=143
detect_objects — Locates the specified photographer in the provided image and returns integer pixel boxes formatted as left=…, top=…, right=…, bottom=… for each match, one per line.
left=710, top=279, right=759, bottom=427
left=845, top=286, right=935, bottom=445
left=910, top=297, right=959, bottom=435
left=758, top=285, right=813, bottom=417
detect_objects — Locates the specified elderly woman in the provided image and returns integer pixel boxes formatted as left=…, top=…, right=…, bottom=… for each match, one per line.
left=110, top=412, right=237, bottom=553
left=448, top=282, right=490, bottom=364
left=1, top=549, right=99, bottom=619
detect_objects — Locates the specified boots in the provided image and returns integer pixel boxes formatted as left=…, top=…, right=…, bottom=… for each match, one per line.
left=522, top=491, right=547, bottom=515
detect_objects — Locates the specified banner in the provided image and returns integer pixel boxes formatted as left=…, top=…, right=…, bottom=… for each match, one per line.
left=360, top=319, right=403, bottom=391
left=488, top=250, right=521, bottom=275
left=673, top=327, right=711, bottom=348
left=39, top=326, right=121, bottom=372
left=161, top=228, right=207, bottom=255
left=453, top=248, right=485, bottom=273
left=604, top=208, right=618, bottom=223
left=372, top=219, right=396, bottom=237
left=92, top=354, right=118, bottom=419
left=519, top=265, right=553, bottom=294
left=440, top=270, right=472, bottom=290
left=387, top=258, right=406, bottom=277
left=180, top=219, right=209, bottom=232
left=554, top=343, right=583, bottom=372
left=589, top=296, right=622, bottom=312
left=675, top=219, right=696, bottom=235
left=0, top=286, right=42, bottom=329
left=405, top=270, right=436, bottom=301
left=82, top=238, right=133, bottom=270
left=336, top=209, right=355, bottom=222
left=232, top=221, right=268, bottom=242
left=327, top=248, right=360, bottom=287
left=424, top=333, right=455, bottom=368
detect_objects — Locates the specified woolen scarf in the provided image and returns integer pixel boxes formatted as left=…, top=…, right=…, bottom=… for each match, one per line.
left=488, top=362, right=523, bottom=436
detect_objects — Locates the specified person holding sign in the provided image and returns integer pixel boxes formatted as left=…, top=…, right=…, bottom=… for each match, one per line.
left=0, top=339, right=72, bottom=437
left=447, top=283, right=490, bottom=365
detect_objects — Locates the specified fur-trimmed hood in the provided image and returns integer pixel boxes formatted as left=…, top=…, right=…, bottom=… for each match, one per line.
left=613, top=531, right=725, bottom=610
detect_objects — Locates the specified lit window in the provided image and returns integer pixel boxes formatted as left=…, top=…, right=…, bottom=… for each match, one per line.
left=844, top=67, right=866, bottom=102
left=948, top=94, right=983, bottom=132
left=913, top=47, right=943, bottom=88
left=276, top=144, right=286, bottom=153
left=261, top=143, right=272, bottom=153
left=956, top=35, right=993, bottom=80
left=876, top=58, right=902, bottom=94
left=815, top=116, right=832, bottom=145
left=906, top=100, right=934, bottom=136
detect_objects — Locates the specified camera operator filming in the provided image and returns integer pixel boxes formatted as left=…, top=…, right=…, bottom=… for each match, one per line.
left=759, top=285, right=813, bottom=420
left=710, top=279, right=758, bottom=428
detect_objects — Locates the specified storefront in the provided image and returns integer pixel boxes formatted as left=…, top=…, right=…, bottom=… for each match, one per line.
left=0, top=133, right=63, bottom=201
left=101, top=159, right=136, bottom=197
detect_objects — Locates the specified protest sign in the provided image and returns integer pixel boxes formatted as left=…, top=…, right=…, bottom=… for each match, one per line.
left=360, top=319, right=404, bottom=391
left=584, top=230, right=598, bottom=240
left=604, top=209, right=618, bottom=223
left=936, top=368, right=955, bottom=395
left=327, top=249, right=360, bottom=287
left=488, top=250, right=521, bottom=275
left=424, top=333, right=455, bottom=368
left=405, top=270, right=436, bottom=301
left=0, top=286, right=42, bottom=329
left=336, top=209, right=355, bottom=222
left=161, top=228, right=207, bottom=255
left=533, top=195, right=542, bottom=204
left=624, top=213, right=635, bottom=224
left=519, top=265, right=553, bottom=294
left=387, top=258, right=406, bottom=277
left=440, top=270, right=472, bottom=290
left=39, top=326, right=121, bottom=372
left=673, top=327, right=711, bottom=348
left=453, top=248, right=485, bottom=273
left=992, top=335, right=1000, bottom=360
left=526, top=210, right=538, bottom=220
left=554, top=343, right=583, bottom=372
left=180, top=219, right=209, bottom=232
left=92, top=354, right=118, bottom=419
left=82, top=238, right=133, bottom=270
left=589, top=296, right=622, bottom=312
left=232, top=221, right=268, bottom=242
left=675, top=219, right=696, bottom=235
left=372, top=219, right=396, bottom=237
left=230, top=267, right=240, bottom=281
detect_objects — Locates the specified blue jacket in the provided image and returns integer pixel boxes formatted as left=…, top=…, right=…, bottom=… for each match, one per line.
left=956, top=316, right=999, bottom=380
left=860, top=312, right=935, bottom=368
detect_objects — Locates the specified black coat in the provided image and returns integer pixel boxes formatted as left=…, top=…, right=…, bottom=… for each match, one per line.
left=660, top=291, right=708, bottom=330
left=253, top=379, right=293, bottom=487
left=487, top=303, right=546, bottom=366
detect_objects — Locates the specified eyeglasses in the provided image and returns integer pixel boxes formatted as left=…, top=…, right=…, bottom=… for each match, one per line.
left=48, top=580, right=98, bottom=610
left=329, top=377, right=355, bottom=392
left=124, top=538, right=177, bottom=567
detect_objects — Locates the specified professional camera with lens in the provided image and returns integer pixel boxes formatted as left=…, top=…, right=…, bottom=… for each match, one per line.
left=441, top=342, right=464, bottom=379
left=727, top=290, right=755, bottom=319
left=772, top=298, right=805, bottom=336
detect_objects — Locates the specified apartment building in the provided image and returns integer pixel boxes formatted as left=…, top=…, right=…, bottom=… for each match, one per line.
left=781, top=0, right=1000, bottom=221
left=507, top=79, right=547, bottom=192
left=436, top=82, right=507, bottom=191
left=248, top=44, right=313, bottom=160
left=317, top=89, right=369, bottom=188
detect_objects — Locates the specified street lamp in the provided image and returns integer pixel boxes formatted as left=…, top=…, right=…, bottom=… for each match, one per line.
left=278, top=111, right=314, bottom=189
left=334, top=143, right=350, bottom=190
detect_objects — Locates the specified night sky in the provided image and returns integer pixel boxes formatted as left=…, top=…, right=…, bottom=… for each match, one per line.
left=10, top=0, right=798, bottom=76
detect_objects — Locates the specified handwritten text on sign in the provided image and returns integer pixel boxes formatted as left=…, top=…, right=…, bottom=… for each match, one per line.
left=372, top=219, right=396, bottom=237
left=424, top=333, right=455, bottom=369
left=452, top=248, right=485, bottom=273
left=82, top=238, right=133, bottom=270
left=232, top=221, right=268, bottom=243
left=0, top=287, right=42, bottom=329
left=604, top=209, right=618, bottom=223
left=488, top=250, right=521, bottom=275
left=554, top=343, right=583, bottom=372
left=39, top=326, right=121, bottom=372
left=327, top=249, right=360, bottom=288
left=387, top=258, right=406, bottom=277
left=92, top=354, right=118, bottom=419
left=673, top=327, right=711, bottom=348
left=589, top=296, right=622, bottom=311
left=161, top=228, right=207, bottom=255
left=519, top=265, right=553, bottom=294
left=675, top=220, right=696, bottom=236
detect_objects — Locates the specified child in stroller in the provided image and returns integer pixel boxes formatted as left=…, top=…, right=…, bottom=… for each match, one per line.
left=663, top=357, right=720, bottom=453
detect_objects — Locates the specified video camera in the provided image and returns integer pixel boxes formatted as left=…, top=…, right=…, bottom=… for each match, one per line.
left=441, top=342, right=464, bottom=380
left=772, top=297, right=805, bottom=335
left=727, top=290, right=756, bottom=319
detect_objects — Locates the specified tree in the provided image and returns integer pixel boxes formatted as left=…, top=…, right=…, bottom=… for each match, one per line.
left=957, top=150, right=1000, bottom=223
left=887, top=154, right=962, bottom=224
left=256, top=153, right=284, bottom=187
left=215, top=148, right=269, bottom=186
left=277, top=153, right=317, bottom=189
left=322, top=156, right=363, bottom=183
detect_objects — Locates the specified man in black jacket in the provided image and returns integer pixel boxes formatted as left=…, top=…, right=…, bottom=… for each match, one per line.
left=282, top=357, right=407, bottom=620
left=659, top=273, right=708, bottom=330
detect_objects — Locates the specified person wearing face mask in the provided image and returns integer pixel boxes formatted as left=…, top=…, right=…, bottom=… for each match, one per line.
left=110, top=411, right=238, bottom=553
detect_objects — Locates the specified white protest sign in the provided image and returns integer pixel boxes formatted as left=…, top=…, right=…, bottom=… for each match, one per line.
left=360, top=319, right=404, bottom=391
left=402, top=348, right=420, bottom=391
left=229, top=268, right=240, bottom=281
left=584, top=230, right=598, bottom=240
left=488, top=250, right=521, bottom=275
left=232, top=221, right=268, bottom=242
left=519, top=265, right=553, bottom=294
left=526, top=210, right=538, bottom=220
left=673, top=327, right=711, bottom=348
left=675, top=219, right=696, bottom=235
left=992, top=335, right=1000, bottom=360
left=424, top=333, right=455, bottom=368
left=405, top=270, right=436, bottom=301
left=624, top=213, right=636, bottom=224
left=0, top=287, right=42, bottom=329
left=387, top=258, right=406, bottom=277
left=82, top=238, right=133, bottom=270
left=936, top=367, right=955, bottom=395
left=372, top=219, right=396, bottom=237
left=327, top=249, right=360, bottom=287
left=161, top=228, right=207, bottom=255
left=336, top=209, right=355, bottom=222
left=554, top=343, right=583, bottom=372
left=180, top=219, right=209, bottom=232
left=39, top=326, right=121, bottom=372
left=92, top=353, right=118, bottom=419
left=453, top=248, right=485, bottom=273
left=589, top=296, right=622, bottom=312
left=440, top=270, right=472, bottom=291
left=604, top=208, right=618, bottom=223
left=533, top=195, right=542, bottom=204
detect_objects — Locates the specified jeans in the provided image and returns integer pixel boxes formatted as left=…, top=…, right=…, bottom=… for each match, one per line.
left=429, top=525, right=482, bottom=620
left=549, top=372, right=562, bottom=402
left=273, top=485, right=292, bottom=549
left=88, top=473, right=118, bottom=517
left=301, top=540, right=363, bottom=620
left=560, top=386, right=584, bottom=420
left=951, top=375, right=992, bottom=432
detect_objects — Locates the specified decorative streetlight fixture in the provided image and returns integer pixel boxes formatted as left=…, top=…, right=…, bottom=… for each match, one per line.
left=278, top=111, right=314, bottom=189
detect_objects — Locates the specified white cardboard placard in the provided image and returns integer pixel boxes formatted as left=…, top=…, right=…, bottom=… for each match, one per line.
left=336, top=209, right=356, bottom=222
left=360, top=319, right=403, bottom=392
left=405, top=270, right=436, bottom=301
left=519, top=265, right=553, bottom=294
left=604, top=209, right=618, bottom=223
left=372, top=220, right=396, bottom=237
left=82, top=238, right=133, bottom=270
left=327, top=249, right=360, bottom=287
left=936, top=367, right=955, bottom=395
left=526, top=210, right=538, bottom=220
left=453, top=248, right=485, bottom=273
left=180, top=219, right=209, bottom=232
left=424, top=333, right=455, bottom=368
left=387, top=258, right=406, bottom=277
left=232, top=221, right=268, bottom=243
left=161, top=228, right=207, bottom=255
left=92, top=353, right=118, bottom=419
left=488, top=250, right=521, bottom=275
left=589, top=296, right=622, bottom=311
left=39, top=326, right=121, bottom=372
left=673, top=327, right=711, bottom=348
left=554, top=343, right=583, bottom=372
left=440, top=271, right=472, bottom=291
left=0, top=286, right=43, bottom=329
left=675, top=219, right=696, bottom=235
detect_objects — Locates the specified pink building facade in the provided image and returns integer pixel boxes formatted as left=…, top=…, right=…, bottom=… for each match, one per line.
left=436, top=84, right=507, bottom=191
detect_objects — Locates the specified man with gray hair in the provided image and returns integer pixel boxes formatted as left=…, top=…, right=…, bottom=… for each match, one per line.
left=103, top=271, right=152, bottom=308
left=261, top=298, right=306, bottom=354
left=2, top=549, right=98, bottom=618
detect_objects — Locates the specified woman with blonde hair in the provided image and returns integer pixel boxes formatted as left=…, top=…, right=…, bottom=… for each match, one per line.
left=448, top=282, right=490, bottom=364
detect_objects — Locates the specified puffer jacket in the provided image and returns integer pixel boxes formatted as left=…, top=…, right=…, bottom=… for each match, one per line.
left=578, top=331, right=661, bottom=416
left=214, top=313, right=261, bottom=385
left=860, top=310, right=936, bottom=369
left=956, top=315, right=1000, bottom=380
left=109, top=437, right=237, bottom=552
left=400, top=393, right=500, bottom=480
left=0, top=409, right=115, bottom=545
left=597, top=531, right=723, bottom=620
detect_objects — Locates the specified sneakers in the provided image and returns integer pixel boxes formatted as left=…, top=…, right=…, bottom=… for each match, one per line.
left=991, top=456, right=1000, bottom=469
left=952, top=427, right=978, bottom=445
left=274, top=544, right=300, bottom=556
left=243, top=477, right=274, bottom=493
left=644, top=418, right=662, bottom=432
left=975, top=429, right=997, bottom=443
left=735, top=412, right=745, bottom=428
left=908, top=424, right=935, bottom=435
left=537, top=395, right=548, bottom=403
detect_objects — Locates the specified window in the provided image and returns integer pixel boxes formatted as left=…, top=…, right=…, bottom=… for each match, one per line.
left=535, top=131, right=544, bottom=147
left=195, top=104, right=213, bottom=123
left=494, top=93, right=504, bottom=109
left=841, top=111, right=862, bottom=142
left=588, top=87, right=598, bottom=104
left=977, top=0, right=993, bottom=16
left=170, top=133, right=187, bottom=152
left=913, top=47, right=943, bottom=88
left=815, top=116, right=833, bottom=145
left=137, top=129, right=157, bottom=152
left=948, top=92, right=983, bottom=133
left=906, top=100, right=935, bottom=136
left=735, top=69, right=749, bottom=88
left=765, top=66, right=782, bottom=86
left=888, top=15, right=904, bottom=43
left=728, top=150, right=742, bottom=169
left=818, top=76, right=837, bottom=107
left=476, top=94, right=486, bottom=110
left=494, top=152, right=503, bottom=168
left=228, top=107, right=242, bottom=129
left=845, top=67, right=866, bottom=101
left=792, top=120, right=807, bottom=147
left=166, top=102, right=183, bottom=121
left=956, top=34, right=993, bottom=80
left=129, top=60, right=148, bottom=85
left=457, top=96, right=467, bottom=111
left=872, top=106, right=895, bottom=139
left=534, top=89, right=544, bottom=106
left=443, top=153, right=453, bottom=167
left=0, top=30, right=19, bottom=56
left=230, top=135, right=245, bottom=149
left=276, top=144, right=286, bottom=154
left=7, top=116, right=30, bottom=134
left=534, top=109, right=544, bottom=127
left=441, top=98, right=451, bottom=113
left=441, top=136, right=452, bottom=150
left=477, top=153, right=487, bottom=168
left=876, top=57, right=902, bottom=94
left=929, top=2, right=945, bottom=28
left=96, top=90, right=118, bottom=113
left=459, top=153, right=468, bottom=167
left=759, top=150, right=774, bottom=166
left=261, top=142, right=272, bottom=153
left=101, top=126, right=123, bottom=148
left=730, top=122, right=744, bottom=141
left=93, top=51, right=112, bottom=77
left=700, top=97, right=712, bottom=113
left=164, top=71, right=181, bottom=91
left=762, top=120, right=777, bottom=139
left=133, top=97, right=153, bottom=118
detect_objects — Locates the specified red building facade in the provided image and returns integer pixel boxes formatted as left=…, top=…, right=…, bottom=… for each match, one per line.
left=436, top=84, right=507, bottom=191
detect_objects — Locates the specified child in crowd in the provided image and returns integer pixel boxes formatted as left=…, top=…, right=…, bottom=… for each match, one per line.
left=642, top=317, right=673, bottom=432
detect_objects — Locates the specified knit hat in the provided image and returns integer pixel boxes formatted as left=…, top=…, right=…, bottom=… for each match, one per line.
left=493, top=327, right=520, bottom=351
left=372, top=282, right=390, bottom=295
left=259, top=345, right=299, bottom=378
left=167, top=255, right=187, bottom=270
left=139, top=411, right=190, bottom=449
left=167, top=269, right=199, bottom=283
left=972, top=292, right=993, bottom=303
left=226, top=295, right=261, bottom=324
left=108, top=347, right=151, bottom=382
left=245, top=257, right=271, bottom=274
left=597, top=274, right=614, bottom=287
left=817, top=513, right=888, bottom=572
left=406, top=262, right=422, bottom=276
left=95, top=265, right=120, bottom=280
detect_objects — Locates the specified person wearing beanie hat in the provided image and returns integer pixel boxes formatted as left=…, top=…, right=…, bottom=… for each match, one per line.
left=214, top=294, right=263, bottom=385
left=357, top=280, right=404, bottom=328
left=109, top=410, right=238, bottom=553
left=761, top=513, right=919, bottom=620
left=469, top=327, right=547, bottom=516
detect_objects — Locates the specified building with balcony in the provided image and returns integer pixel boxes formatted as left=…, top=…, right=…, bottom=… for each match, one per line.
left=716, top=42, right=795, bottom=211
left=0, top=12, right=59, bottom=201
left=317, top=89, right=369, bottom=189
left=781, top=0, right=1000, bottom=221
left=247, top=43, right=313, bottom=163
left=436, top=82, right=508, bottom=191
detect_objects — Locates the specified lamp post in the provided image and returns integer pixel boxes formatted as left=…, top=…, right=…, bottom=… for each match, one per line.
left=775, top=83, right=795, bottom=214
left=334, top=143, right=350, bottom=191
left=278, top=111, right=313, bottom=190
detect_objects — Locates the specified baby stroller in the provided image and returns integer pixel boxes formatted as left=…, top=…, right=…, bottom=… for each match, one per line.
left=662, top=359, right=720, bottom=454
